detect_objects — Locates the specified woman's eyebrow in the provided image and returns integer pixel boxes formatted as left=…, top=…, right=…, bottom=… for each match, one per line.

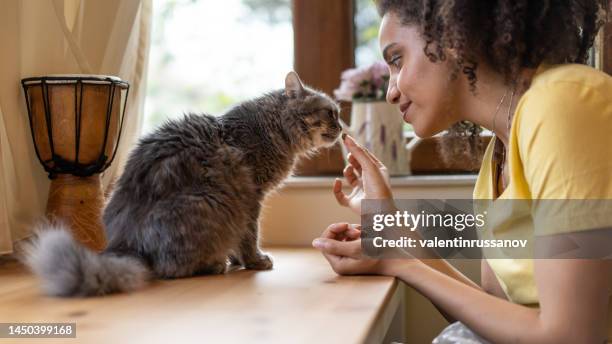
left=382, top=43, right=398, bottom=62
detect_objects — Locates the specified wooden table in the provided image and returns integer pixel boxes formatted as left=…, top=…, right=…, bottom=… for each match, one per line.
left=0, top=248, right=404, bottom=344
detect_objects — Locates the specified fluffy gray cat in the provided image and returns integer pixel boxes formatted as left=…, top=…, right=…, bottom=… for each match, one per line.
left=23, top=71, right=341, bottom=297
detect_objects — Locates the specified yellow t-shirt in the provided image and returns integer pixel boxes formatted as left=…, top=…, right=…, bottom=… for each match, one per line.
left=473, top=63, right=612, bottom=339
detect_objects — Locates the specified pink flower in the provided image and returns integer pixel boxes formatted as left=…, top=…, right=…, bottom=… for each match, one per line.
left=341, top=66, right=371, bottom=84
left=369, top=61, right=389, bottom=88
left=334, top=61, right=390, bottom=101
left=333, top=82, right=357, bottom=102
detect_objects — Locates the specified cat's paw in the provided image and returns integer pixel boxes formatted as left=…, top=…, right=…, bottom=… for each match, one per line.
left=196, top=261, right=228, bottom=275
left=210, top=262, right=228, bottom=274
left=245, top=254, right=273, bottom=270
left=228, top=254, right=242, bottom=266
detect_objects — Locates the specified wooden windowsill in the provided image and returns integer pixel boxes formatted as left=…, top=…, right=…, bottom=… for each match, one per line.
left=0, top=248, right=403, bottom=343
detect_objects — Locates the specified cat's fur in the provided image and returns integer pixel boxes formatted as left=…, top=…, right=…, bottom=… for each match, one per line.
left=23, top=72, right=341, bottom=297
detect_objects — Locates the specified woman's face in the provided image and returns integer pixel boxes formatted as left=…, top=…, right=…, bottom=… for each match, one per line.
left=379, top=12, right=460, bottom=137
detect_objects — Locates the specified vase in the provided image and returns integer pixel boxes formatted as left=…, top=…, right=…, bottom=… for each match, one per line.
left=343, top=101, right=413, bottom=176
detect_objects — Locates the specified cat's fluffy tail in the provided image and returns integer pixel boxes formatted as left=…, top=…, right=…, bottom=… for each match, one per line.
left=22, top=224, right=150, bottom=297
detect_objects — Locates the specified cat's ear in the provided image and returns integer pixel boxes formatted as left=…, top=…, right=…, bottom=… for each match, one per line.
left=285, top=71, right=304, bottom=98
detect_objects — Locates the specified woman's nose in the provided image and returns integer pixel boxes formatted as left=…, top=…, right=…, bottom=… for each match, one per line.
left=386, top=82, right=400, bottom=104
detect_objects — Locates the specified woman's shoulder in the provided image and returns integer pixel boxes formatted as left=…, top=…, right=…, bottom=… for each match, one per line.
left=512, top=64, right=612, bottom=200
left=529, top=63, right=611, bottom=95
left=516, top=64, right=611, bottom=128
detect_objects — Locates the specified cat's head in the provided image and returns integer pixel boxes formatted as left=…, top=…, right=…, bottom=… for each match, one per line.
left=282, top=71, right=342, bottom=152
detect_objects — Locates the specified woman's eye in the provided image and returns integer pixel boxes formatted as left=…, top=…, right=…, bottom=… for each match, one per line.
left=389, top=55, right=402, bottom=69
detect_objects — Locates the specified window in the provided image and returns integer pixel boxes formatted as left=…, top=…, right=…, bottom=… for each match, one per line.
left=144, top=0, right=293, bottom=134
left=144, top=0, right=489, bottom=175
left=354, top=0, right=414, bottom=134
left=355, top=0, right=382, bottom=67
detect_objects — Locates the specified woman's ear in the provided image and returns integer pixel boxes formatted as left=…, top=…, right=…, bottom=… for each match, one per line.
left=285, top=71, right=305, bottom=98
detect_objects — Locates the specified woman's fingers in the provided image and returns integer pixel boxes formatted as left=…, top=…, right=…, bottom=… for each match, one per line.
left=343, top=165, right=359, bottom=187
left=343, top=135, right=392, bottom=198
left=343, top=135, right=378, bottom=172
left=363, top=147, right=385, bottom=169
left=333, top=179, right=350, bottom=207
left=344, top=137, right=385, bottom=171
left=324, top=223, right=360, bottom=241
left=337, top=227, right=361, bottom=241
left=321, top=222, right=350, bottom=239
left=312, top=237, right=361, bottom=259
left=345, top=226, right=361, bottom=240
left=347, top=153, right=362, bottom=175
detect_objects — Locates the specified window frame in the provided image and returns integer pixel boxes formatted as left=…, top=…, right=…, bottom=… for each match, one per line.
left=292, top=0, right=355, bottom=175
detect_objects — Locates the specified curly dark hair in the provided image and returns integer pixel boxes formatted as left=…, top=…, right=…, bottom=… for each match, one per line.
left=376, top=0, right=607, bottom=89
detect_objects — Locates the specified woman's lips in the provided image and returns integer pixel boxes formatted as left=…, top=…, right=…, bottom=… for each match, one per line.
left=400, top=101, right=412, bottom=122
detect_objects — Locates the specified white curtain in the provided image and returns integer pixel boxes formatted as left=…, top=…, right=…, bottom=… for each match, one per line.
left=0, top=0, right=152, bottom=254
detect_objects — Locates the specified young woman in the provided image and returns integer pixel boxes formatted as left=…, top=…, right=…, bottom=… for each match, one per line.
left=312, top=1, right=612, bottom=343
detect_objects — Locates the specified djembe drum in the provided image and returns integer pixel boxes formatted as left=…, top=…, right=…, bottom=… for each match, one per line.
left=21, top=75, right=129, bottom=251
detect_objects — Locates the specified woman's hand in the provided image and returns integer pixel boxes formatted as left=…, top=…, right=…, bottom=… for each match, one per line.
left=333, top=134, right=393, bottom=215
left=312, top=222, right=390, bottom=276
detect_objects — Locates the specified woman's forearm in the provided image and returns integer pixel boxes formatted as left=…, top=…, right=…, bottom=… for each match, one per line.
left=420, top=258, right=481, bottom=290
left=412, top=258, right=483, bottom=323
left=382, top=228, right=481, bottom=291
left=392, top=262, right=564, bottom=344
